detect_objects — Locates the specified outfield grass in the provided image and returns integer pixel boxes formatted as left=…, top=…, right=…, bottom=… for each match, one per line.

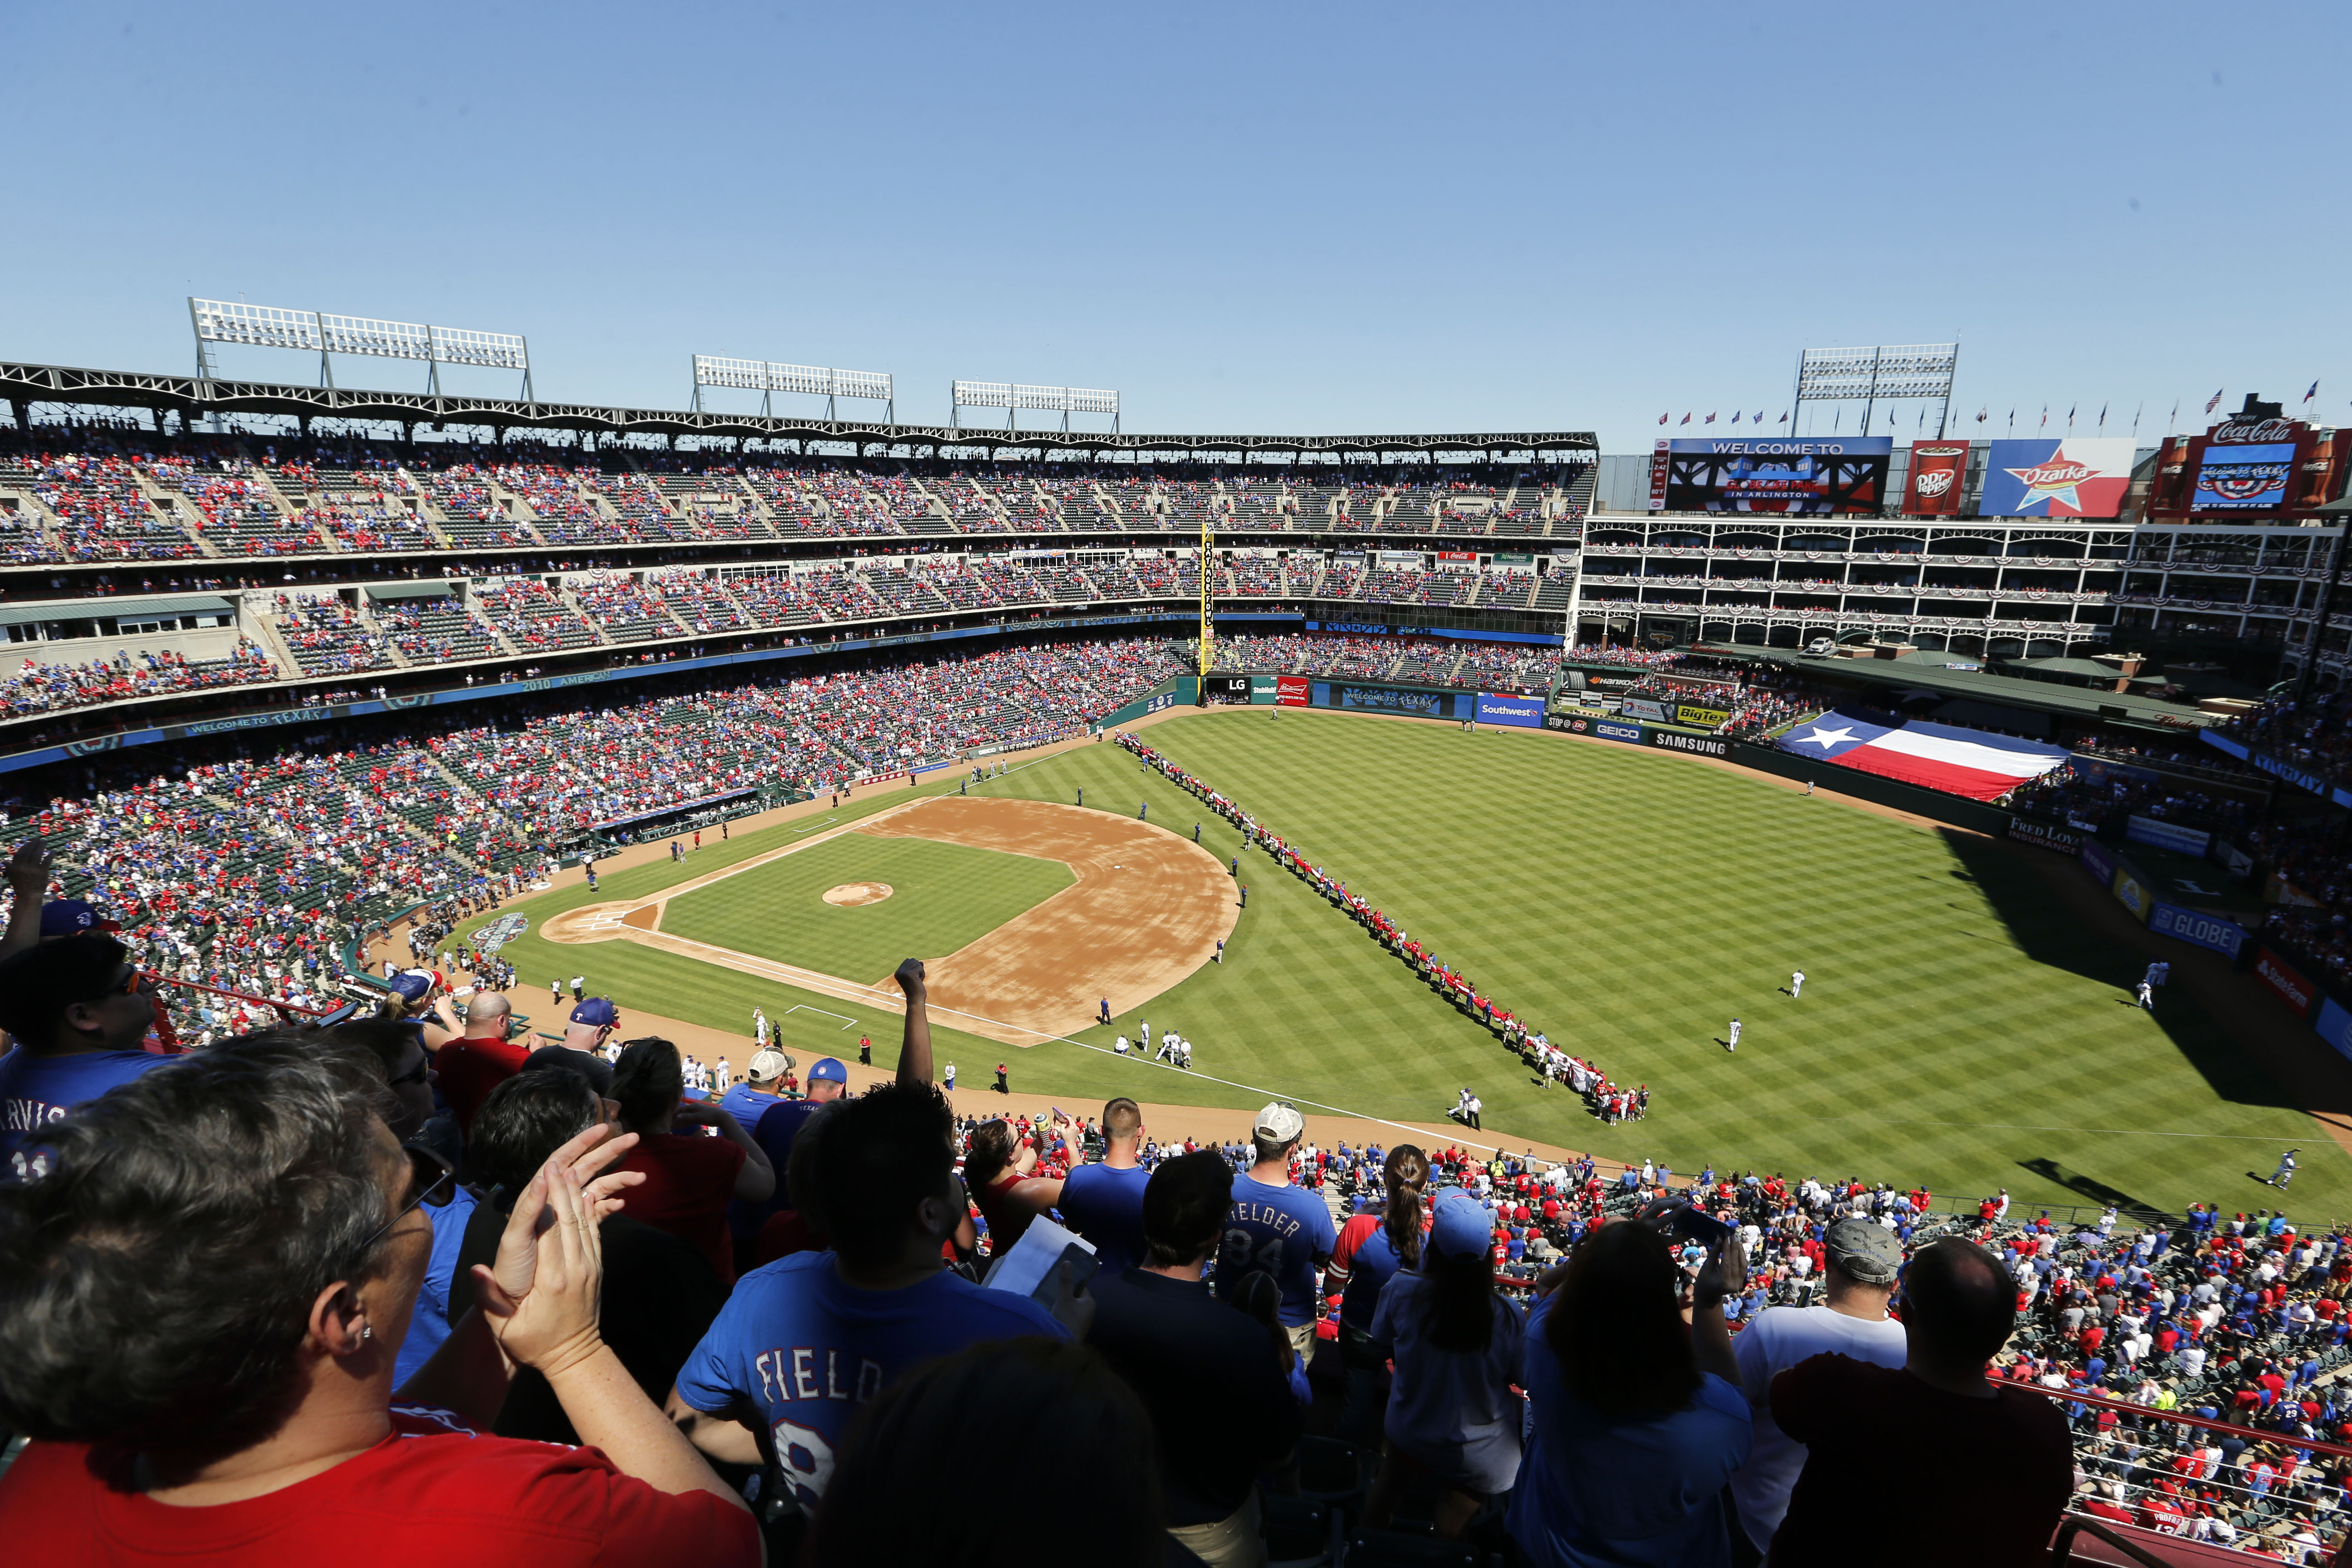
left=464, top=716, right=2352, bottom=1220
left=662, top=831, right=1073, bottom=983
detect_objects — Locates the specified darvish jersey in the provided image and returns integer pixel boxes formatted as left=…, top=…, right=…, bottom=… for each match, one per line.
left=673, top=1251, right=1066, bottom=1508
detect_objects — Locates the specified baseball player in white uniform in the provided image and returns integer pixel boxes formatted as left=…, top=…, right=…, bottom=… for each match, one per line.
left=1789, top=970, right=1804, bottom=999
left=1727, top=1017, right=1742, bottom=1052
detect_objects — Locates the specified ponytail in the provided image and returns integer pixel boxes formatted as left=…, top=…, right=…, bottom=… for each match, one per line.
left=1383, top=1144, right=1430, bottom=1272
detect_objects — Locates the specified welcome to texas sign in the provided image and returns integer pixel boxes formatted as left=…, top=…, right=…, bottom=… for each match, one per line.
left=1978, top=437, right=2136, bottom=518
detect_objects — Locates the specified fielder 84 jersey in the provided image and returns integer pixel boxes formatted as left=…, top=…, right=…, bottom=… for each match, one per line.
left=672, top=1251, right=1066, bottom=1507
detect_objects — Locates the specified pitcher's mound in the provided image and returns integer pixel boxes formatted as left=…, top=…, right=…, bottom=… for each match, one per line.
left=823, top=882, right=894, bottom=906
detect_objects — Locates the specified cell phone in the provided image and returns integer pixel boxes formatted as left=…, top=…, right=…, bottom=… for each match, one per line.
left=313, top=1001, right=363, bottom=1028
left=1655, top=1198, right=1733, bottom=1247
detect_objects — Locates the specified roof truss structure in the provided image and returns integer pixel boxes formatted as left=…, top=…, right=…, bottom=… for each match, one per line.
left=0, top=361, right=1597, bottom=461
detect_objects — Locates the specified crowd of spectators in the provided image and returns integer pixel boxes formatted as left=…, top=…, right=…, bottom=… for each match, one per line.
left=2219, top=688, right=2352, bottom=794
left=0, top=639, right=281, bottom=716
left=10, top=923, right=2313, bottom=1562
left=274, top=592, right=394, bottom=677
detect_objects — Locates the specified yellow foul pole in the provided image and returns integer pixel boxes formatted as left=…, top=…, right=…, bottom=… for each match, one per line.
left=1197, top=500, right=1213, bottom=679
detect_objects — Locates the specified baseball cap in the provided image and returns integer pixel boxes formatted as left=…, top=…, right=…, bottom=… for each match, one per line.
left=1429, top=1189, right=1493, bottom=1259
left=40, top=899, right=120, bottom=938
left=1823, top=1216, right=1903, bottom=1284
left=386, top=971, right=433, bottom=1005
left=747, top=1048, right=790, bottom=1081
left=807, top=1056, right=848, bottom=1084
left=569, top=998, right=619, bottom=1027
left=1254, top=1101, right=1305, bottom=1143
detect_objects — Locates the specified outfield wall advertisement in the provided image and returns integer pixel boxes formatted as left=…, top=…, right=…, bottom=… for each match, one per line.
left=1621, top=697, right=1672, bottom=722
left=2255, top=946, right=2318, bottom=1018
left=1978, top=437, right=2136, bottom=518
left=1648, top=730, right=1727, bottom=758
left=1275, top=675, right=1310, bottom=706
left=2318, top=998, right=2352, bottom=1060
left=2111, top=864, right=2157, bottom=924
left=2008, top=818, right=2082, bottom=855
left=1324, top=683, right=1455, bottom=717
left=1476, top=693, right=1545, bottom=727
left=1659, top=437, right=1892, bottom=515
left=2149, top=904, right=2250, bottom=960
left=2127, top=814, right=2212, bottom=858
left=1674, top=703, right=1731, bottom=729
left=2081, top=838, right=2119, bottom=889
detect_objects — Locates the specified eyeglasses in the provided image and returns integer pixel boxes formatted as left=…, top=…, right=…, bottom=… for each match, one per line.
left=386, top=1052, right=432, bottom=1089
left=351, top=1144, right=454, bottom=1268
left=108, top=965, right=162, bottom=999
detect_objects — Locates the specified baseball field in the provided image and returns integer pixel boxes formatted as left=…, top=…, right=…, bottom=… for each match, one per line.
left=458, top=706, right=2352, bottom=1220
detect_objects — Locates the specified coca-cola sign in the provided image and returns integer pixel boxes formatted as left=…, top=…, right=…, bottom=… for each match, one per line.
left=2210, top=417, right=2302, bottom=446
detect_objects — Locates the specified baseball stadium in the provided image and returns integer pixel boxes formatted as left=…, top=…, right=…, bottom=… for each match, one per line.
left=6, top=10, right=2352, bottom=1563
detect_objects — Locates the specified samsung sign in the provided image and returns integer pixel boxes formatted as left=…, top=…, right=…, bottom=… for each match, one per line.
left=1648, top=730, right=1728, bottom=758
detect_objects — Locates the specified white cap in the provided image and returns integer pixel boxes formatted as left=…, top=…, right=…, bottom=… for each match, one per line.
left=1254, top=1101, right=1305, bottom=1142
left=747, top=1049, right=791, bottom=1081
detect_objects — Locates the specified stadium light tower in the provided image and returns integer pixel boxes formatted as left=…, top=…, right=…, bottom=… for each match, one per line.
left=189, top=298, right=532, bottom=399
left=951, top=381, right=1121, bottom=435
left=691, top=357, right=895, bottom=423
left=1793, top=343, right=1957, bottom=436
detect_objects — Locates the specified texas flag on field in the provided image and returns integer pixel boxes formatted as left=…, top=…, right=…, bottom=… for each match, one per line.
left=1778, top=710, right=2070, bottom=801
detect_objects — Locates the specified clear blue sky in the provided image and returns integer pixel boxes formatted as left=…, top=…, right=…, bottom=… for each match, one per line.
left=5, top=2, right=2343, bottom=451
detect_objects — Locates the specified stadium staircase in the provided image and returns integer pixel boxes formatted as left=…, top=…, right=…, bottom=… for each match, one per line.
left=256, top=463, right=343, bottom=554
left=1553, top=465, right=1595, bottom=535
left=0, top=459, right=66, bottom=557
left=127, top=466, right=218, bottom=558
left=245, top=613, right=306, bottom=681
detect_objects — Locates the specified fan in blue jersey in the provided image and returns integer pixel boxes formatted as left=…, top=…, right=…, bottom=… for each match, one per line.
left=1214, top=1101, right=1337, bottom=1363
left=1057, top=1096, right=1153, bottom=1277
left=665, top=960, right=1075, bottom=1511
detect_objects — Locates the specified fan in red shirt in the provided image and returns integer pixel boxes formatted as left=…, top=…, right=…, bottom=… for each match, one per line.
left=608, top=1037, right=774, bottom=1285
left=427, top=989, right=538, bottom=1136
left=0, top=1032, right=756, bottom=1568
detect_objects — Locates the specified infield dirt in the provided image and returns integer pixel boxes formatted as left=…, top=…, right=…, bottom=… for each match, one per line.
left=540, top=795, right=1235, bottom=1047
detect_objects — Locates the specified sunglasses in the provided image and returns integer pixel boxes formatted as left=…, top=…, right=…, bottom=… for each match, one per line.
left=108, top=965, right=163, bottom=999
left=351, top=1144, right=454, bottom=1267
